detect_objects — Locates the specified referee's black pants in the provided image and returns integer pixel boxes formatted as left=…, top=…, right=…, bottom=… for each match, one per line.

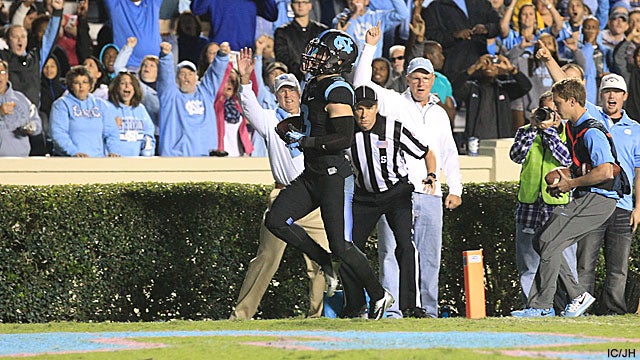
left=264, top=157, right=385, bottom=304
left=341, top=180, right=421, bottom=313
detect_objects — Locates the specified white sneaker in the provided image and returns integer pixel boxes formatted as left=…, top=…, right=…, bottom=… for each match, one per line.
left=369, top=290, right=395, bottom=320
left=563, top=292, right=595, bottom=317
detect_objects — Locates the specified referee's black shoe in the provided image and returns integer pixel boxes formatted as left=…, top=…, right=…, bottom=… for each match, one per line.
left=402, top=307, right=428, bottom=318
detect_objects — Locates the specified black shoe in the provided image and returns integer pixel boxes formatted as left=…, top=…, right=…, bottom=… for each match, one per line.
left=402, top=307, right=428, bottom=318
left=209, top=150, right=229, bottom=157
left=339, top=304, right=368, bottom=319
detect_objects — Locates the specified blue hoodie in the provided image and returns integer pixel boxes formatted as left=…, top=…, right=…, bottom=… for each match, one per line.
left=50, top=93, right=120, bottom=157
left=106, top=102, right=156, bottom=156
left=157, top=51, right=227, bottom=156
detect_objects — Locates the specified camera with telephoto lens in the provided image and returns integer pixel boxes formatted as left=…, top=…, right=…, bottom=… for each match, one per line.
left=533, top=106, right=553, bottom=122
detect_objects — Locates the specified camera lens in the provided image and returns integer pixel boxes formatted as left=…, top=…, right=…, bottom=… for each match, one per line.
left=533, top=108, right=549, bottom=122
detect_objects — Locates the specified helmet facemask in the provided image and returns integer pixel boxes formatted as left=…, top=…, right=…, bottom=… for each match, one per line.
left=301, top=39, right=332, bottom=76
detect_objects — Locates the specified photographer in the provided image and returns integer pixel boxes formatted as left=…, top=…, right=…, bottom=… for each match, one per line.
left=452, top=53, right=532, bottom=142
left=509, top=91, right=577, bottom=313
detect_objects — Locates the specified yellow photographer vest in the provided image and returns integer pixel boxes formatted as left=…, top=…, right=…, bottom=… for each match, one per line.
left=517, top=125, right=570, bottom=205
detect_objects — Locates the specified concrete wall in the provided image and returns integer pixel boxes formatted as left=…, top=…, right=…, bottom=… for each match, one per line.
left=0, top=139, right=520, bottom=185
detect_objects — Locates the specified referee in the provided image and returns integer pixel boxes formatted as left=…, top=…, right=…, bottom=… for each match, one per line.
left=341, top=85, right=436, bottom=318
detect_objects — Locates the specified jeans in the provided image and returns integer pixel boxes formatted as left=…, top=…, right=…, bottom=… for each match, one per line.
left=378, top=193, right=442, bottom=318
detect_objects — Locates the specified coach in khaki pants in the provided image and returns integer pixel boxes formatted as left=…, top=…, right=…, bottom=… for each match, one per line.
left=230, top=51, right=329, bottom=319
left=231, top=189, right=328, bottom=319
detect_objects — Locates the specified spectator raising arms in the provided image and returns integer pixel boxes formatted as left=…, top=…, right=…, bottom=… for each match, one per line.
left=157, top=41, right=227, bottom=156
left=214, top=63, right=254, bottom=157
left=0, top=0, right=63, bottom=106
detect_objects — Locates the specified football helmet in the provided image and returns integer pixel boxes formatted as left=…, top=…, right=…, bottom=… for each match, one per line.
left=301, top=29, right=358, bottom=76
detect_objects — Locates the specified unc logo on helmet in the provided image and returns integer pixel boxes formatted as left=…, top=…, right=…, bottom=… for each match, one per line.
left=300, top=30, right=358, bottom=76
left=333, top=35, right=354, bottom=54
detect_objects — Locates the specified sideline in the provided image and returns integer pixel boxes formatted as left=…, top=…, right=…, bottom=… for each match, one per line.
left=0, top=330, right=621, bottom=357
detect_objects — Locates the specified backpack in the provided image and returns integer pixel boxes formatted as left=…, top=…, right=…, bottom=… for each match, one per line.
left=565, top=118, right=631, bottom=197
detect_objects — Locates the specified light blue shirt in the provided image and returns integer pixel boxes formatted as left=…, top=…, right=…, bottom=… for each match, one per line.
left=586, top=102, right=640, bottom=210
left=574, top=109, right=619, bottom=199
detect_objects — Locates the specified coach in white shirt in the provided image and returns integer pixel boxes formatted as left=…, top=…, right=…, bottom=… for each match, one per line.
left=353, top=24, right=463, bottom=318
left=229, top=48, right=329, bottom=320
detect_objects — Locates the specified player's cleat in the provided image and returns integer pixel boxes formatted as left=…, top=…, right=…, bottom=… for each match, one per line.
left=510, top=307, right=555, bottom=317
left=402, top=307, right=428, bottom=318
left=339, top=304, right=368, bottom=319
left=563, top=292, right=595, bottom=317
left=324, top=268, right=339, bottom=298
left=369, top=290, right=395, bottom=320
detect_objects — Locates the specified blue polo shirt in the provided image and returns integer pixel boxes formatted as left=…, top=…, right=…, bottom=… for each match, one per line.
left=586, top=102, right=640, bottom=210
left=573, top=109, right=619, bottom=200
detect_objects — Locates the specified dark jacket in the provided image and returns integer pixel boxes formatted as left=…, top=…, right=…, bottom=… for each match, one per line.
left=0, top=8, right=62, bottom=106
left=422, top=0, right=500, bottom=79
left=274, top=18, right=327, bottom=81
left=453, top=70, right=532, bottom=139
left=40, top=55, right=66, bottom=117
left=625, top=66, right=640, bottom=122
left=76, top=10, right=93, bottom=64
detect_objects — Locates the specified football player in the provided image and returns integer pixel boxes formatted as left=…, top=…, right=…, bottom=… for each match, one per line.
left=265, top=30, right=394, bottom=319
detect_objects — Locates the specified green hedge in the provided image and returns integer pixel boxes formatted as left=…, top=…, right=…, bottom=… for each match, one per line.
left=0, top=182, right=637, bottom=322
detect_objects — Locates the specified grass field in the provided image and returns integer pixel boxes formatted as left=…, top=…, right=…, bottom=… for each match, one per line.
left=1, top=315, right=639, bottom=359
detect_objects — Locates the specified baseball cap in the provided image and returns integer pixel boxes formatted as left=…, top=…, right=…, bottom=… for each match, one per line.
left=265, top=61, right=288, bottom=75
left=176, top=60, right=197, bottom=72
left=407, top=57, right=434, bottom=74
left=354, top=85, right=378, bottom=106
left=609, top=10, right=629, bottom=21
left=600, top=73, right=627, bottom=93
left=611, top=0, right=631, bottom=12
left=274, top=73, right=301, bottom=93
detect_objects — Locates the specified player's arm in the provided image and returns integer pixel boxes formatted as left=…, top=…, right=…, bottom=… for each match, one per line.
left=300, top=103, right=354, bottom=151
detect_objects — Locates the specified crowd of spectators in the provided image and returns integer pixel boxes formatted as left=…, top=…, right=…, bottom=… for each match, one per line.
left=0, top=0, right=639, bottom=157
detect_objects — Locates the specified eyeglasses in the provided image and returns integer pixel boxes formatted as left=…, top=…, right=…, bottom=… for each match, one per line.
left=408, top=75, right=433, bottom=83
left=0, top=70, right=6, bottom=75
left=390, top=56, right=404, bottom=62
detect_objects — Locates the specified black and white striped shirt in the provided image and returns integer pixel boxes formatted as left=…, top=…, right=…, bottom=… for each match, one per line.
left=350, top=114, right=429, bottom=193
